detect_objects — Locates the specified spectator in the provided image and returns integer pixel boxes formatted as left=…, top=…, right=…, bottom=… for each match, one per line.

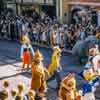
left=15, top=95, right=23, bottom=100
left=3, top=80, right=10, bottom=96
left=0, top=90, right=9, bottom=100
left=17, top=83, right=25, bottom=99
left=10, top=19, right=15, bottom=40
left=11, top=89, right=17, bottom=100
left=23, top=90, right=35, bottom=100
left=0, top=8, right=99, bottom=51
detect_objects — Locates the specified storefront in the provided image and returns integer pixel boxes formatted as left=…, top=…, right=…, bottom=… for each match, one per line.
left=16, top=0, right=56, bottom=18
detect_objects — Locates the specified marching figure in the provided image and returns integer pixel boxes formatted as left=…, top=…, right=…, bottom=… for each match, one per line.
left=20, top=34, right=34, bottom=70
left=47, top=46, right=62, bottom=89
left=58, top=73, right=81, bottom=100
left=31, top=50, right=49, bottom=98
left=82, top=67, right=99, bottom=100
left=86, top=43, right=100, bottom=83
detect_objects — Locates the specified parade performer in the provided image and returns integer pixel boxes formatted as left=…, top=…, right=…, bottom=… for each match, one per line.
left=47, top=46, right=62, bottom=89
left=82, top=67, right=99, bottom=100
left=58, top=73, right=81, bottom=100
left=20, top=34, right=34, bottom=69
left=31, top=50, right=49, bottom=97
left=87, top=44, right=100, bottom=81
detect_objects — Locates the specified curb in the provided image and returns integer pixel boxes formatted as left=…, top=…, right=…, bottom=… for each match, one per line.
left=0, top=38, right=72, bottom=54
left=32, top=43, right=72, bottom=54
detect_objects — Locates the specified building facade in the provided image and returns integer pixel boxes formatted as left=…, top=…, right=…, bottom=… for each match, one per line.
left=4, top=0, right=57, bottom=18
left=3, top=0, right=100, bottom=26
left=15, top=0, right=56, bottom=18
left=59, top=0, right=100, bottom=25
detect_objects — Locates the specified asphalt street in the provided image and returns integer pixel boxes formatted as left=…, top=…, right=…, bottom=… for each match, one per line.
left=0, top=39, right=100, bottom=100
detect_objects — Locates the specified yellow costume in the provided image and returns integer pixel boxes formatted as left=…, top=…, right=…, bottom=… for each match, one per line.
left=58, top=74, right=81, bottom=100
left=31, top=50, right=48, bottom=93
left=48, top=46, right=61, bottom=75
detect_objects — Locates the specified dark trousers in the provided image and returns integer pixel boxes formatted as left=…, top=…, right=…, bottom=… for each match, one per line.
left=47, top=70, right=62, bottom=88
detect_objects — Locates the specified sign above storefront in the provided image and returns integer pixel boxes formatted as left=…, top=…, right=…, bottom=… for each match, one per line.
left=16, top=0, right=54, bottom=5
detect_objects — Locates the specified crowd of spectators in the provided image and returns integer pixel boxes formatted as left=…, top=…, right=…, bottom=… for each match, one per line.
left=0, top=80, right=38, bottom=100
left=0, top=8, right=100, bottom=50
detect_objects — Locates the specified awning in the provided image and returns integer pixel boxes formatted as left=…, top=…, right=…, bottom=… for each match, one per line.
left=68, top=2, right=100, bottom=7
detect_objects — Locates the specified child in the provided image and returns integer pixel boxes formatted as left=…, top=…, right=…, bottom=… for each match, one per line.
left=20, top=34, right=34, bottom=70
left=0, top=90, right=9, bottom=100
left=17, top=83, right=25, bottom=99
left=3, top=80, right=9, bottom=89
left=24, top=90, right=35, bottom=100
left=15, top=95, right=23, bottom=100
left=11, top=89, right=17, bottom=100
left=3, top=80, right=10, bottom=96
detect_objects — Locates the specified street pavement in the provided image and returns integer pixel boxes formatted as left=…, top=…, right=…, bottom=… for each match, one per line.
left=0, top=39, right=100, bottom=100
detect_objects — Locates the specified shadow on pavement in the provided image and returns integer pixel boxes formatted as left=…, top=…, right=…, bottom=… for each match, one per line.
left=0, top=71, right=29, bottom=80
